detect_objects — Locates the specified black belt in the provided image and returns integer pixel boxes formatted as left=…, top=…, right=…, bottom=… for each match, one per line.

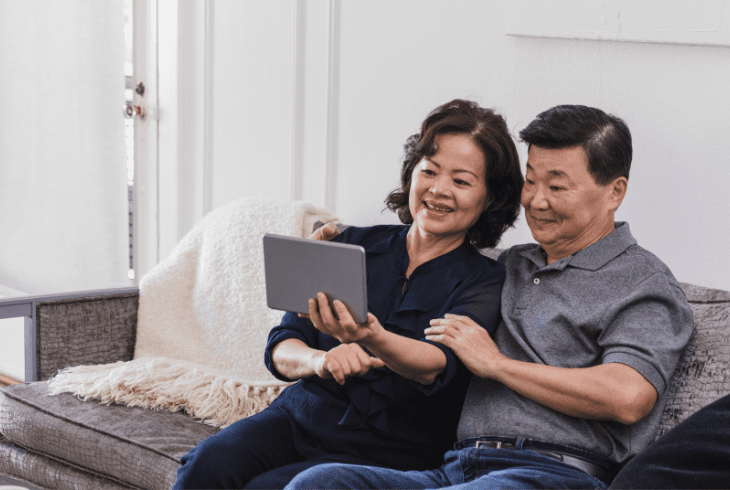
left=457, top=437, right=617, bottom=484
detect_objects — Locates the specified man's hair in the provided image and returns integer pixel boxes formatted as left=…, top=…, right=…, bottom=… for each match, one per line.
left=385, top=99, right=524, bottom=249
left=518, top=105, right=632, bottom=185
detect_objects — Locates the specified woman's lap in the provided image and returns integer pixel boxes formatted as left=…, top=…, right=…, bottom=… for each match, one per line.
left=173, top=404, right=303, bottom=489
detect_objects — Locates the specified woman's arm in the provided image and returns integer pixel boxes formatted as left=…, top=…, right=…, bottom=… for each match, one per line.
left=271, top=337, right=385, bottom=385
left=309, top=294, right=447, bottom=385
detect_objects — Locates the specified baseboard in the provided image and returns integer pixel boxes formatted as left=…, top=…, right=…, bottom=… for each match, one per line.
left=0, top=372, right=21, bottom=386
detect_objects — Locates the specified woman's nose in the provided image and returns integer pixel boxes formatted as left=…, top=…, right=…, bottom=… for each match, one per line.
left=429, top=176, right=451, bottom=196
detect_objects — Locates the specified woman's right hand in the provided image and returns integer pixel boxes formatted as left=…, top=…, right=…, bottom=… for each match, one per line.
left=314, top=343, right=384, bottom=385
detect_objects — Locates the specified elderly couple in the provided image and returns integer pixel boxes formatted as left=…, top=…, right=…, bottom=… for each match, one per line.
left=174, top=101, right=695, bottom=490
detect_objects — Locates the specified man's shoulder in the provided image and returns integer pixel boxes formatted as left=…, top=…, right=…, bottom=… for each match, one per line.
left=610, top=242, right=685, bottom=291
left=495, top=242, right=539, bottom=261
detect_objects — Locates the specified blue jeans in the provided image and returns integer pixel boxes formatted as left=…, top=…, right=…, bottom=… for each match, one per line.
left=286, top=447, right=608, bottom=490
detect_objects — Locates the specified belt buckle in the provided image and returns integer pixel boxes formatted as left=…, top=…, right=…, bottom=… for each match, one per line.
left=475, top=440, right=505, bottom=449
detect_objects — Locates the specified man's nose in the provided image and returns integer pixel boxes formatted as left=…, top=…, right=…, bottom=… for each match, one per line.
left=526, top=185, right=549, bottom=209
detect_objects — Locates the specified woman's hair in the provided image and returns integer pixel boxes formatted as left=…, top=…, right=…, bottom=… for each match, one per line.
left=385, top=99, right=524, bottom=249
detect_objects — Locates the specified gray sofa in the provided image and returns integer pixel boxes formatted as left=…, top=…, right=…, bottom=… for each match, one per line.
left=1, top=268, right=729, bottom=489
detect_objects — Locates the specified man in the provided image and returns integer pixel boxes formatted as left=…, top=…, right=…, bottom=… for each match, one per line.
left=290, top=105, right=694, bottom=489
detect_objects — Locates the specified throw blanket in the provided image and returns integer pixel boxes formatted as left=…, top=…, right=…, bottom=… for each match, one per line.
left=48, top=198, right=339, bottom=427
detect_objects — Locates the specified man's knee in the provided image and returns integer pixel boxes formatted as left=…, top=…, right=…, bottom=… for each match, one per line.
left=286, top=463, right=351, bottom=490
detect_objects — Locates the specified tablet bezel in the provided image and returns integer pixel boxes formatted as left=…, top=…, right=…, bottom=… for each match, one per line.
left=263, top=233, right=368, bottom=324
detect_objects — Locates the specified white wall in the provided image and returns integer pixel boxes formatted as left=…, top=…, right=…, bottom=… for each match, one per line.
left=162, top=0, right=730, bottom=290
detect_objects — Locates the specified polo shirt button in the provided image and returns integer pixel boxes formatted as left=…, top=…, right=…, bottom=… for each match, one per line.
left=533, top=278, right=540, bottom=285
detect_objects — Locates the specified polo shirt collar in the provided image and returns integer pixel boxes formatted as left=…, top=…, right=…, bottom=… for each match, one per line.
left=519, top=222, right=636, bottom=271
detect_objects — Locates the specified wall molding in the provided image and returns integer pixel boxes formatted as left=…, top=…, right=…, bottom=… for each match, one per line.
left=506, top=0, right=730, bottom=47
left=324, top=0, right=340, bottom=212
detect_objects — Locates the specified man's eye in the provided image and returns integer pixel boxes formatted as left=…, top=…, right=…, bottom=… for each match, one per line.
left=550, top=186, right=563, bottom=191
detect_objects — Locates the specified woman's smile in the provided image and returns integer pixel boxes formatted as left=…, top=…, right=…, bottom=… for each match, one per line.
left=423, top=200, right=454, bottom=214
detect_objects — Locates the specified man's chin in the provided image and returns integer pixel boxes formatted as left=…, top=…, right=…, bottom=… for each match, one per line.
left=529, top=228, right=555, bottom=247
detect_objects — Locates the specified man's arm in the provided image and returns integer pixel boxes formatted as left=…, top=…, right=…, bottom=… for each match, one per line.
left=425, top=314, right=657, bottom=425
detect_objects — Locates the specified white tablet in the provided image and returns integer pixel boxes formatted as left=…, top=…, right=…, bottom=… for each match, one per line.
left=263, top=233, right=369, bottom=324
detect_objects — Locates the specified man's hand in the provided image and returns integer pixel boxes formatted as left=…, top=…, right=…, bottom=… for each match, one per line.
left=314, top=343, right=385, bottom=385
left=425, top=313, right=503, bottom=379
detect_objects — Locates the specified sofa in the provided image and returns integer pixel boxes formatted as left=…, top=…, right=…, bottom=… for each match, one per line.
left=1, top=210, right=729, bottom=489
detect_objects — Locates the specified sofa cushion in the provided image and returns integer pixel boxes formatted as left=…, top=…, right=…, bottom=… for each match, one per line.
left=1, top=434, right=132, bottom=489
left=658, top=283, right=730, bottom=438
left=0, top=381, right=219, bottom=490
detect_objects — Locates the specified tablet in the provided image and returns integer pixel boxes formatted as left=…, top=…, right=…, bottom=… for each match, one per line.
left=263, top=233, right=368, bottom=324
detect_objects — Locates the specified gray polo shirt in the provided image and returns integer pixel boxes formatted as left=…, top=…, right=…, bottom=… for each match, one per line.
left=457, top=222, right=694, bottom=464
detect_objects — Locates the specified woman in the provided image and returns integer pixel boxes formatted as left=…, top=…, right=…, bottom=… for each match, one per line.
left=173, top=99, right=524, bottom=490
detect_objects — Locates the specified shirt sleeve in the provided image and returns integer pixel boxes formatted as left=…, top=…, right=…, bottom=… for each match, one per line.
left=416, top=260, right=506, bottom=395
left=264, top=311, right=321, bottom=382
left=599, top=272, right=694, bottom=395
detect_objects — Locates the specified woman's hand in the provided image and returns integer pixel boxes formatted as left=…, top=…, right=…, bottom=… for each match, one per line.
left=308, top=222, right=340, bottom=241
left=425, top=313, right=505, bottom=379
left=308, top=292, right=383, bottom=344
left=271, top=338, right=383, bottom=384
left=314, top=343, right=385, bottom=385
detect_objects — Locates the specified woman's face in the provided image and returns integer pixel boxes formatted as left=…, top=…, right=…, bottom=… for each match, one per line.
left=408, top=133, right=489, bottom=242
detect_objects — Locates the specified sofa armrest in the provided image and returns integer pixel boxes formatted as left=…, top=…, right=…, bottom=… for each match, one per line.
left=0, top=288, right=139, bottom=382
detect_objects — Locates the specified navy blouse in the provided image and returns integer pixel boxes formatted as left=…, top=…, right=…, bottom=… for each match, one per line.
left=264, top=225, right=505, bottom=470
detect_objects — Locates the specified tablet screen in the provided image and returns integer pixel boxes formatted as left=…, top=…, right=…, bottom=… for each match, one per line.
left=263, top=233, right=368, bottom=324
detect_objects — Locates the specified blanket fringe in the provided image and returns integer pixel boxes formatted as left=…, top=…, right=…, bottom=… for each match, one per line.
left=47, top=358, right=289, bottom=428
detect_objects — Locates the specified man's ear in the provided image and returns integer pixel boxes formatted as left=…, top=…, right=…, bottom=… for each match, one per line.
left=607, top=176, right=628, bottom=210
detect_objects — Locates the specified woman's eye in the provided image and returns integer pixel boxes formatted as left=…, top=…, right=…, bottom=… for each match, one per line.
left=454, top=179, right=470, bottom=186
left=421, top=168, right=436, bottom=176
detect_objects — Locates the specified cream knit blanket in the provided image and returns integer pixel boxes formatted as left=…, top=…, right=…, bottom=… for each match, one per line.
left=48, top=198, right=339, bottom=427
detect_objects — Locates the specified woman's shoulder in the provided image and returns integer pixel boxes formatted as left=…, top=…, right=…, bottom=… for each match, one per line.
left=456, top=249, right=506, bottom=284
left=335, top=224, right=406, bottom=247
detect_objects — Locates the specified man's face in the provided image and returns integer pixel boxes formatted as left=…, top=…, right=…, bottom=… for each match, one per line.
left=521, top=145, right=622, bottom=262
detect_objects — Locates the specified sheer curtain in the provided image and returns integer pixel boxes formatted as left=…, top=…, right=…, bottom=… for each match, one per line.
left=0, top=0, right=129, bottom=296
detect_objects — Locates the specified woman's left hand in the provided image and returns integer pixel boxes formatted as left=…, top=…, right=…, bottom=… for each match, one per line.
left=308, top=292, right=382, bottom=344
left=425, top=313, right=505, bottom=379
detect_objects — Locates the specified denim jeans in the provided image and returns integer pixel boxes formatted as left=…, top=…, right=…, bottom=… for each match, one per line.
left=286, top=447, right=608, bottom=490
